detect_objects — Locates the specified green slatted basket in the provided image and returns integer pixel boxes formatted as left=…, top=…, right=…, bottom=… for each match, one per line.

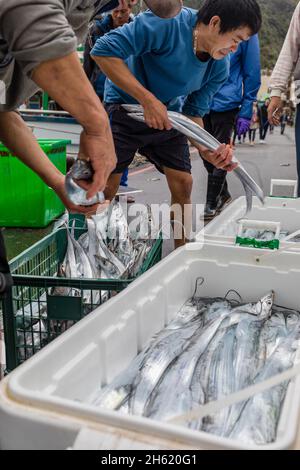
left=0, top=139, right=70, bottom=228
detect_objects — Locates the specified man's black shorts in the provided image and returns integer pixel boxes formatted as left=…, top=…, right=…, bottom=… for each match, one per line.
left=105, top=104, right=191, bottom=174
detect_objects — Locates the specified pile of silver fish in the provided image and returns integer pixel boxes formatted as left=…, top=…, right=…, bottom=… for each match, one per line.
left=94, top=291, right=300, bottom=446
left=60, top=201, right=156, bottom=286
left=239, top=229, right=300, bottom=243
left=123, top=105, right=265, bottom=216
left=15, top=201, right=157, bottom=361
left=240, top=229, right=290, bottom=242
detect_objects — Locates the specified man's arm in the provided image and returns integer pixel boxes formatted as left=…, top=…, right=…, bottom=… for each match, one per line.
left=0, top=112, right=98, bottom=215
left=92, top=57, right=172, bottom=130
left=33, top=52, right=117, bottom=198
left=268, top=2, right=300, bottom=124
left=235, top=36, right=261, bottom=137
left=269, top=3, right=300, bottom=97
left=32, top=53, right=117, bottom=198
left=239, top=35, right=261, bottom=120
left=0, top=0, right=116, bottom=201
left=91, top=13, right=173, bottom=130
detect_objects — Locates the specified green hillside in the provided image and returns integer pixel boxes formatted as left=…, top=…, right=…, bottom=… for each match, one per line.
left=183, top=0, right=298, bottom=70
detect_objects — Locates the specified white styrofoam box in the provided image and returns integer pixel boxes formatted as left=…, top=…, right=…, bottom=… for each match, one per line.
left=270, top=179, right=298, bottom=198
left=197, top=196, right=300, bottom=247
left=1, top=242, right=300, bottom=450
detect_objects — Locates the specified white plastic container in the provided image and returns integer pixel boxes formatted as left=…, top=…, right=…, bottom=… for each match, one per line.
left=1, top=242, right=300, bottom=450
left=197, top=196, right=300, bottom=248
left=270, top=179, right=298, bottom=198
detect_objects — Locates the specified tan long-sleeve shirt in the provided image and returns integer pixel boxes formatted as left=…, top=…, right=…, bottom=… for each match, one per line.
left=270, top=1, right=300, bottom=103
left=0, top=0, right=97, bottom=110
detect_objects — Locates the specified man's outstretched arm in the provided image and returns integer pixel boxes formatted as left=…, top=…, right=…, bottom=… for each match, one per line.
left=0, top=112, right=100, bottom=215
left=32, top=52, right=117, bottom=198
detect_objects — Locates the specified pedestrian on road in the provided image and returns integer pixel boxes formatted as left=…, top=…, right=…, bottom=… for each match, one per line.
left=84, top=2, right=134, bottom=100
left=258, top=98, right=270, bottom=144
left=83, top=1, right=134, bottom=189
left=249, top=102, right=260, bottom=145
left=280, top=112, right=288, bottom=135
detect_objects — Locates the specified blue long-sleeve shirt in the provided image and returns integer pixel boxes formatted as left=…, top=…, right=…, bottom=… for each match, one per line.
left=91, top=8, right=230, bottom=117
left=210, top=34, right=261, bottom=119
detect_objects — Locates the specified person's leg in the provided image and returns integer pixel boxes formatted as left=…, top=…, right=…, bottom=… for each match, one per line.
left=295, top=105, right=300, bottom=197
left=105, top=104, right=139, bottom=200
left=0, top=230, right=13, bottom=294
left=201, top=113, right=224, bottom=220
left=142, top=130, right=192, bottom=249
left=120, top=168, right=129, bottom=187
left=163, top=167, right=193, bottom=249
left=104, top=173, right=123, bottom=200
left=206, top=110, right=238, bottom=215
left=262, top=122, right=269, bottom=140
left=201, top=114, right=215, bottom=175
left=233, top=128, right=237, bottom=146
left=249, top=129, right=253, bottom=145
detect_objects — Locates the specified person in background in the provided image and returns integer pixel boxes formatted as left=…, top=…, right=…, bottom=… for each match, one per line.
left=91, top=0, right=262, bottom=247
left=280, top=110, right=288, bottom=135
left=258, top=98, right=270, bottom=144
left=249, top=102, right=259, bottom=145
left=268, top=2, right=300, bottom=197
left=233, top=125, right=247, bottom=145
left=201, top=33, right=261, bottom=220
left=84, top=1, right=134, bottom=194
left=84, top=2, right=134, bottom=100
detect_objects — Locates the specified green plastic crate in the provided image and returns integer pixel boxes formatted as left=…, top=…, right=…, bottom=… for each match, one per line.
left=1, top=225, right=162, bottom=372
left=0, top=139, right=70, bottom=228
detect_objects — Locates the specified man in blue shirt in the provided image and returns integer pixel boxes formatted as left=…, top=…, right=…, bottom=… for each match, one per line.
left=202, top=34, right=261, bottom=220
left=84, top=2, right=134, bottom=192
left=91, top=0, right=262, bottom=248
left=84, top=3, right=134, bottom=100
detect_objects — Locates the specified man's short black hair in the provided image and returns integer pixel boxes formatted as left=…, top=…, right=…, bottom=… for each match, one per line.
left=197, top=0, right=262, bottom=35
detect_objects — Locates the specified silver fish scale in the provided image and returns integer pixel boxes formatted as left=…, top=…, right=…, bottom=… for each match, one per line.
left=94, top=291, right=300, bottom=445
left=230, top=326, right=300, bottom=445
left=123, top=105, right=265, bottom=216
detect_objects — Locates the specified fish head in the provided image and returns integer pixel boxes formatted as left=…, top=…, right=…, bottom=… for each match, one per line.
left=239, top=291, right=274, bottom=317
left=256, top=291, right=274, bottom=318
left=69, top=160, right=93, bottom=181
left=286, top=312, right=300, bottom=330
